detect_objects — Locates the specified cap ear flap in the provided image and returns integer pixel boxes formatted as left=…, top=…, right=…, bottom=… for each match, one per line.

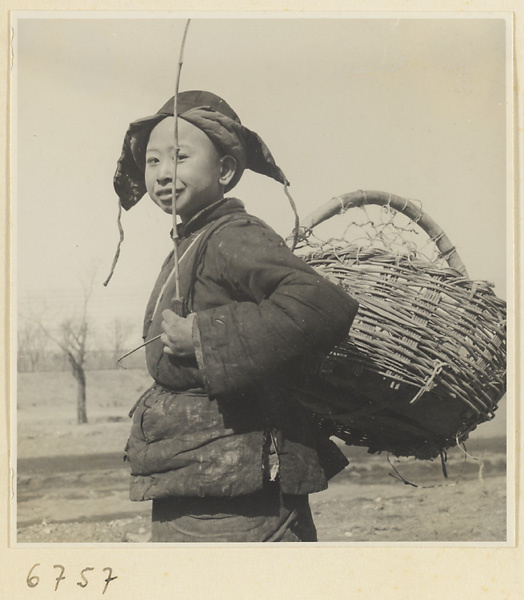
left=243, top=127, right=289, bottom=186
left=113, top=129, right=148, bottom=210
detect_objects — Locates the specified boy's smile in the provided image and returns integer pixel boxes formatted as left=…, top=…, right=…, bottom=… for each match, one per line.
left=145, top=117, right=236, bottom=223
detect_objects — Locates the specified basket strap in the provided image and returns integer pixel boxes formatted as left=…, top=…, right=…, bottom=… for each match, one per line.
left=300, top=190, right=468, bottom=277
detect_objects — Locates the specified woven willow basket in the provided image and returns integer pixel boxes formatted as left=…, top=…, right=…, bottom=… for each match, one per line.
left=294, top=191, right=506, bottom=460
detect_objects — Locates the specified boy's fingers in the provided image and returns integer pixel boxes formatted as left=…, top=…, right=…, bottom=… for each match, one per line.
left=162, top=309, right=182, bottom=323
left=160, top=332, right=181, bottom=356
left=160, top=332, right=175, bottom=349
left=161, top=318, right=179, bottom=333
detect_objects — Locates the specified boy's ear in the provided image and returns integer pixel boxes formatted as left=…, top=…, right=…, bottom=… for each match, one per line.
left=219, top=155, right=237, bottom=187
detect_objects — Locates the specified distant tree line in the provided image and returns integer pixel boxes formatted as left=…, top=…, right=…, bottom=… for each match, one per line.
left=17, top=346, right=145, bottom=372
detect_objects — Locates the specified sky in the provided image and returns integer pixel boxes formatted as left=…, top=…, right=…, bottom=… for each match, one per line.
left=13, top=15, right=510, bottom=346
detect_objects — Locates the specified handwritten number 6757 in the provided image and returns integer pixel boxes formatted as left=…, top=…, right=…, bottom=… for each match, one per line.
left=26, top=563, right=117, bottom=594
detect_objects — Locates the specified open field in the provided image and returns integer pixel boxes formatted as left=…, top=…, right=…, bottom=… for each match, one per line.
left=15, top=370, right=508, bottom=544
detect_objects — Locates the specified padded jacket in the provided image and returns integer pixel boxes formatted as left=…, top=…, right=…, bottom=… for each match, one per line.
left=125, top=198, right=358, bottom=501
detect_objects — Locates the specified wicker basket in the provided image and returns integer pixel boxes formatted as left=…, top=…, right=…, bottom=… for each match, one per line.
left=294, top=191, right=506, bottom=460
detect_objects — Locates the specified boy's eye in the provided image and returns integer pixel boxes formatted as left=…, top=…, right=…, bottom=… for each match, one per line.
left=177, top=153, right=188, bottom=161
left=146, top=156, right=159, bottom=165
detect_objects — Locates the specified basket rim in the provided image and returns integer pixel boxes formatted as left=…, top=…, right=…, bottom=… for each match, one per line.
left=298, top=190, right=469, bottom=277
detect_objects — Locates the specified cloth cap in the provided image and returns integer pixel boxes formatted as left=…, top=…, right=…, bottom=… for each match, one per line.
left=114, top=90, right=289, bottom=210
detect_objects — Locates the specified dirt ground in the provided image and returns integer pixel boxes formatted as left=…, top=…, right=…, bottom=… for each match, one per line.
left=15, top=370, right=508, bottom=544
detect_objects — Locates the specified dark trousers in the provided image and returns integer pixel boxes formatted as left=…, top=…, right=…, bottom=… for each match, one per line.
left=151, top=482, right=317, bottom=543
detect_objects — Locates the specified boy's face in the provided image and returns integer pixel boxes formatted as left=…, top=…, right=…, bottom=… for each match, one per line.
left=145, top=117, right=226, bottom=222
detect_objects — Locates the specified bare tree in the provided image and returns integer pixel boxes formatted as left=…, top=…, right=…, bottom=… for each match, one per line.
left=60, top=316, right=89, bottom=424
left=30, top=270, right=95, bottom=424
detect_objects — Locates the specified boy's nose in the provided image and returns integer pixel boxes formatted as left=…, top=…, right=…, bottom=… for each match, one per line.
left=157, top=160, right=173, bottom=184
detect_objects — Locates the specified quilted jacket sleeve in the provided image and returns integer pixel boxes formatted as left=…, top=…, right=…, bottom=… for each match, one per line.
left=193, top=219, right=358, bottom=397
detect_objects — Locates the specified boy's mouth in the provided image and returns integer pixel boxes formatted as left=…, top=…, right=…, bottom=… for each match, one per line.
left=156, top=188, right=183, bottom=202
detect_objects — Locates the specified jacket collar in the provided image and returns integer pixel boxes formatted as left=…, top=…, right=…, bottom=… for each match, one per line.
left=176, top=197, right=247, bottom=238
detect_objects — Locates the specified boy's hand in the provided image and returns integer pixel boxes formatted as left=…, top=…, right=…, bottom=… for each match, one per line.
left=160, top=309, right=196, bottom=357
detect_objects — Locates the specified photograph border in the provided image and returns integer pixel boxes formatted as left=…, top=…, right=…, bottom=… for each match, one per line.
left=2, top=3, right=522, bottom=599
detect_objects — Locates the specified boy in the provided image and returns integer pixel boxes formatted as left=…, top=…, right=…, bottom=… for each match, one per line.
left=114, top=90, right=358, bottom=542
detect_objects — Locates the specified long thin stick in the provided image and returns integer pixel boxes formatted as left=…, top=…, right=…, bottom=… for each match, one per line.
left=116, top=334, right=162, bottom=368
left=171, top=19, right=191, bottom=302
left=115, top=21, right=192, bottom=368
